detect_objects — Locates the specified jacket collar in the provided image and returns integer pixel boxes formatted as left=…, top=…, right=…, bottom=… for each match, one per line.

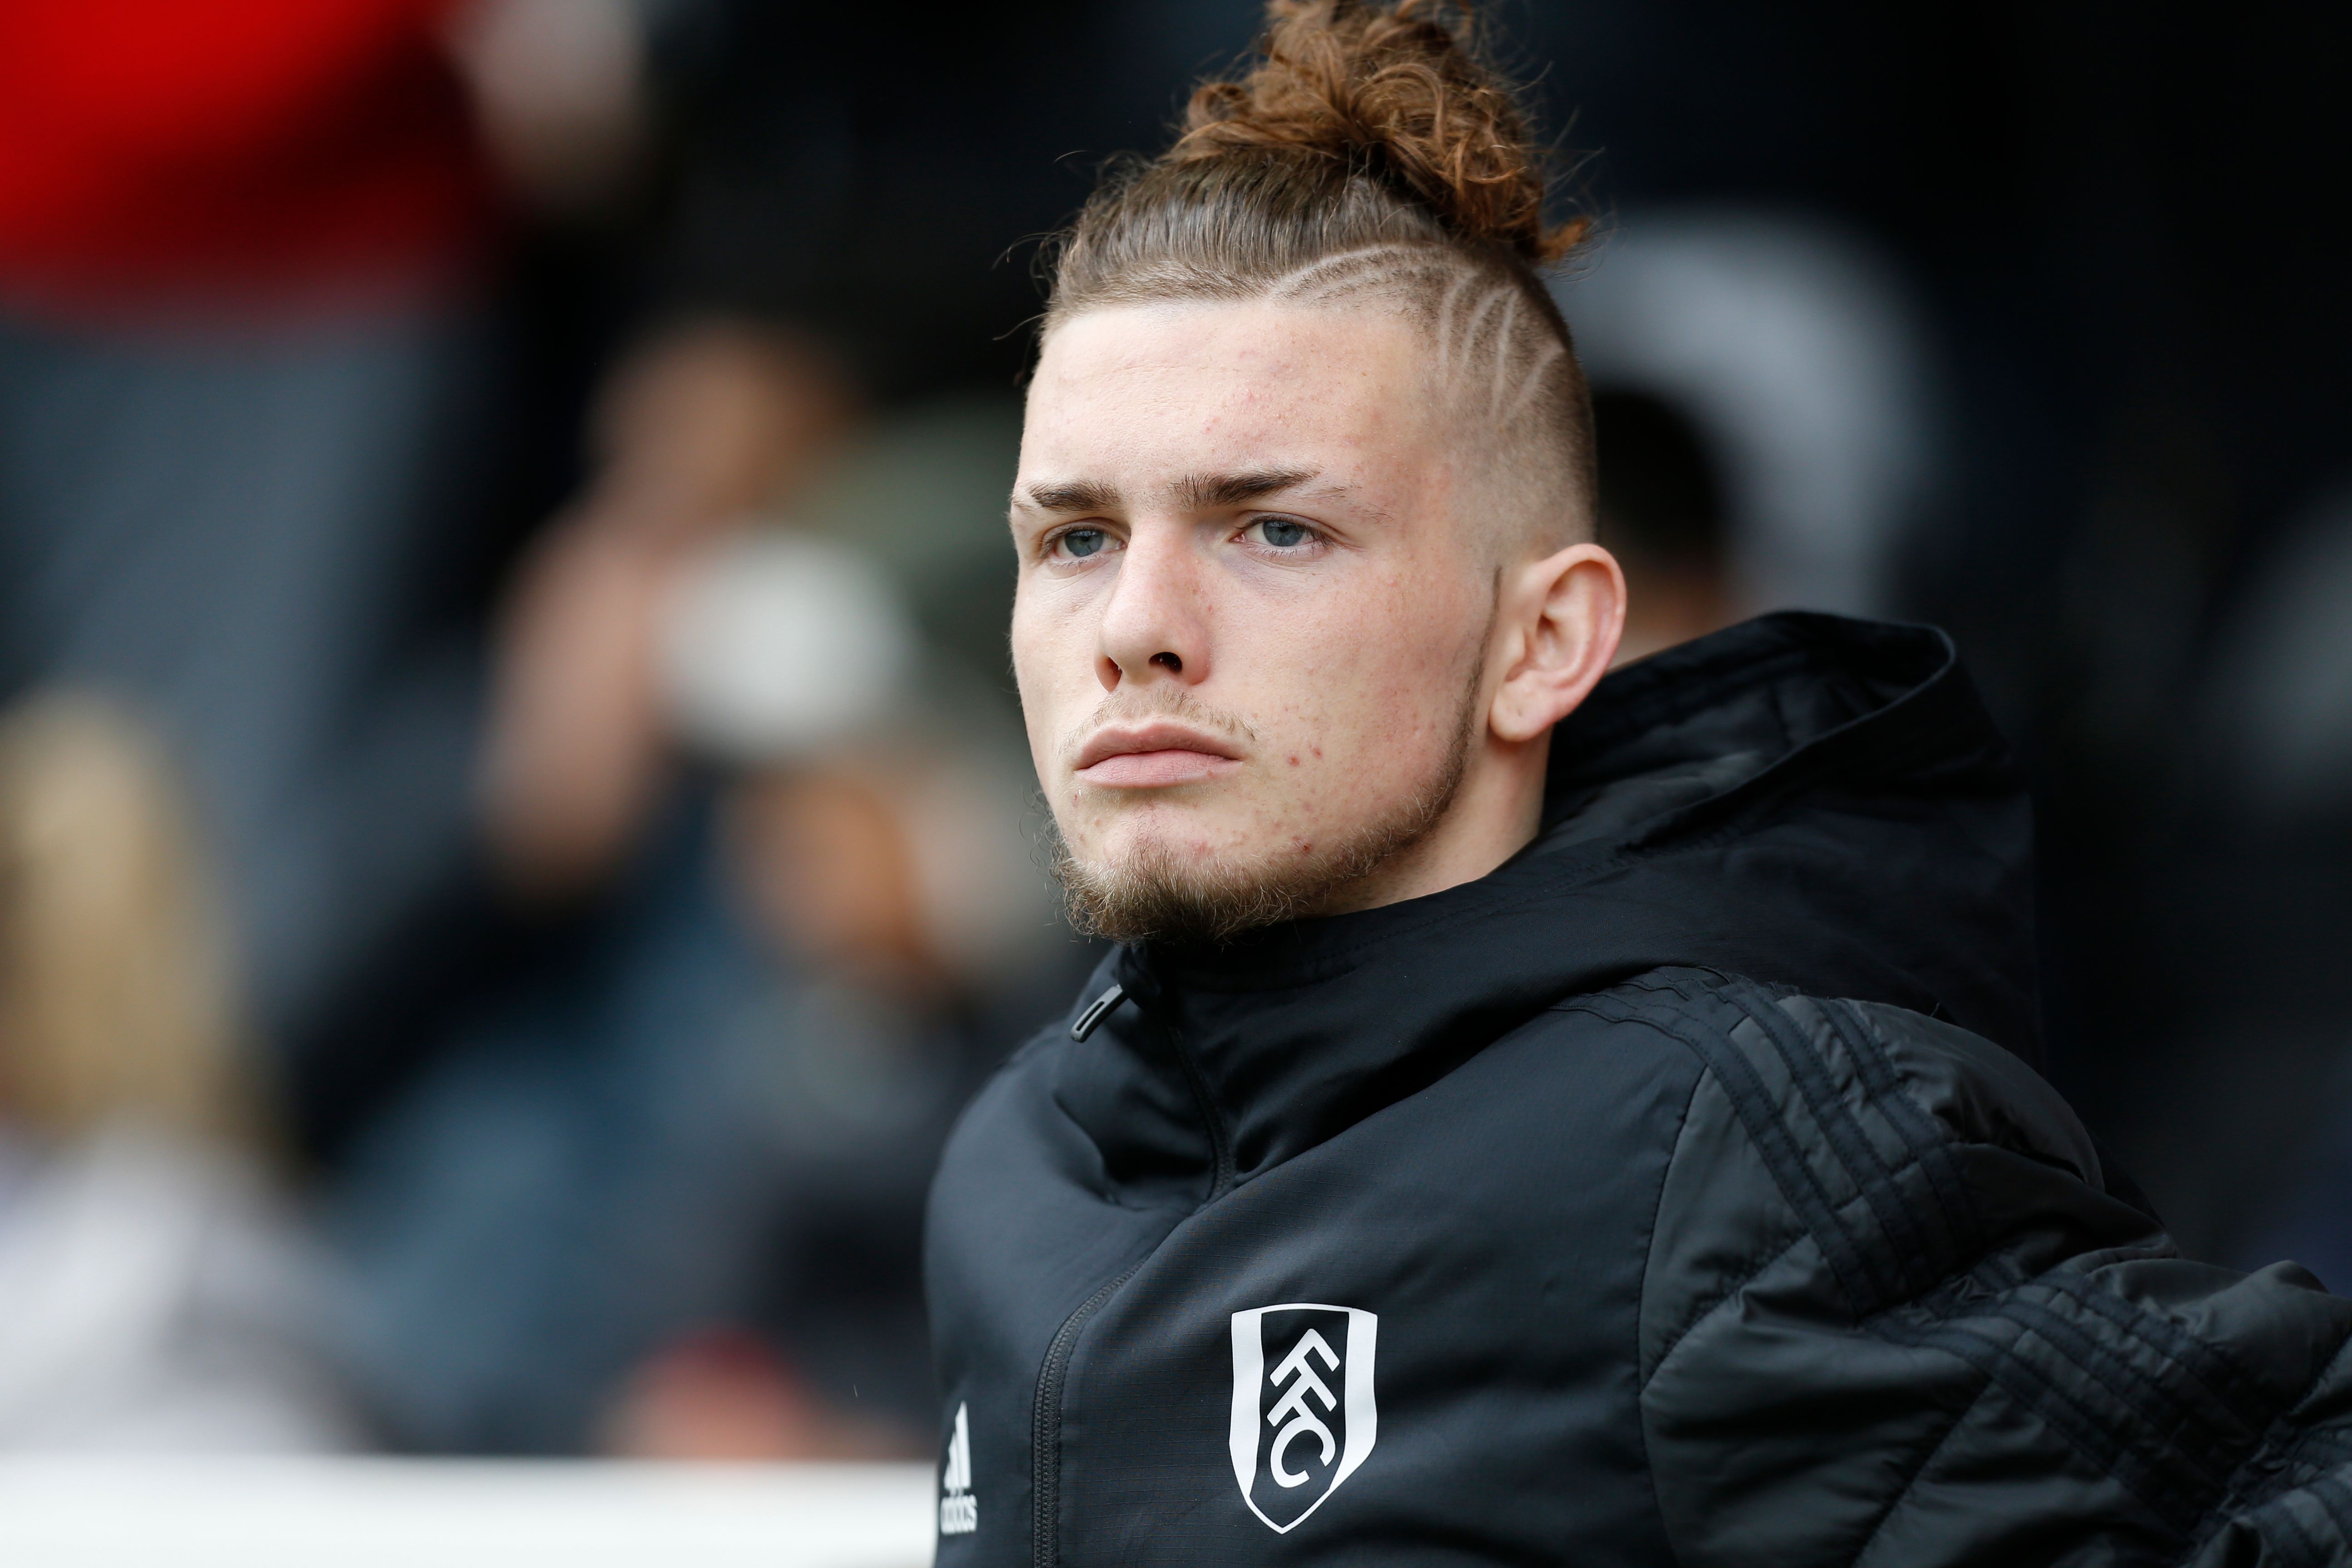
left=1084, top=612, right=2039, bottom=1187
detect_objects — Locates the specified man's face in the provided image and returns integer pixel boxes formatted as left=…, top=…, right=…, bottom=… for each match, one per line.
left=1009, top=299, right=1502, bottom=939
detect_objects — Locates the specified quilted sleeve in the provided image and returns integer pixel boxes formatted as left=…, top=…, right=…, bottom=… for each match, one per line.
left=1580, top=970, right=2352, bottom=1567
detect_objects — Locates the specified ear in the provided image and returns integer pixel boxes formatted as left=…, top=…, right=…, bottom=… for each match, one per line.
left=1488, top=544, right=1627, bottom=745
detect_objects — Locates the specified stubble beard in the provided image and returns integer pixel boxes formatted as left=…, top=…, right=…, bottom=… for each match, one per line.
left=1047, top=664, right=1486, bottom=947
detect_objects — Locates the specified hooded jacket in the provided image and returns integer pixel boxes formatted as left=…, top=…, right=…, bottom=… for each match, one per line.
left=925, top=613, right=2352, bottom=1567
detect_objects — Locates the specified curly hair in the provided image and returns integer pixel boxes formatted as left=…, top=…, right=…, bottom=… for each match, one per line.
left=1043, top=0, right=1596, bottom=539
left=1171, top=0, right=1584, bottom=265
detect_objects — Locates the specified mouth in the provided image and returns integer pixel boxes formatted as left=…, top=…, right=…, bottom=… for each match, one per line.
left=1073, top=721, right=1245, bottom=789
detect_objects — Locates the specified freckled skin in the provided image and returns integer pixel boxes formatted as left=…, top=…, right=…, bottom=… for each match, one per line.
left=1009, top=299, right=1627, bottom=918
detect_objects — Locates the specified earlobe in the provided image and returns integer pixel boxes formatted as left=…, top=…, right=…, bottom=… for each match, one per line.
left=1488, top=544, right=1627, bottom=745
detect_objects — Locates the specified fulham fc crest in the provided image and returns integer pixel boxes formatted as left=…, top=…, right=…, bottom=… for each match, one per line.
left=1229, top=1304, right=1377, bottom=1533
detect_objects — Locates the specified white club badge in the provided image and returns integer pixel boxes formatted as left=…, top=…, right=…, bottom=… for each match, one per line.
left=1228, top=1304, right=1378, bottom=1533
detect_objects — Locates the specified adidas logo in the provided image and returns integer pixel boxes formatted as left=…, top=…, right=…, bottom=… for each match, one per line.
left=939, top=1401, right=977, bottom=1535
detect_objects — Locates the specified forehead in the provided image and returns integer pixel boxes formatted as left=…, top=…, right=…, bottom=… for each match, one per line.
left=1021, top=300, right=1438, bottom=481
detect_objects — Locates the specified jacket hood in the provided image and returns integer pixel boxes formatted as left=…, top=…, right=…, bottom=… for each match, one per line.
left=1087, top=612, right=2040, bottom=1189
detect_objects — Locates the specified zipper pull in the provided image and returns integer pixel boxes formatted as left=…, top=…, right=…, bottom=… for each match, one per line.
left=1070, top=981, right=1127, bottom=1042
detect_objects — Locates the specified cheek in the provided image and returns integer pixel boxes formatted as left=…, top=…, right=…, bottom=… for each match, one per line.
left=1011, top=582, right=1121, bottom=774
left=1249, top=573, right=1483, bottom=783
left=1312, top=571, right=1478, bottom=708
left=1009, top=595, right=1071, bottom=761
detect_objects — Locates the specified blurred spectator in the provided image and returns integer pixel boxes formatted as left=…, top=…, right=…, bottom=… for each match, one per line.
left=477, top=321, right=862, bottom=904
left=1556, top=207, right=1945, bottom=625
left=1551, top=206, right=1948, bottom=671
left=299, top=0, right=1223, bottom=1455
left=0, top=0, right=509, bottom=1114
left=334, top=421, right=1065, bottom=1456
left=0, top=694, right=353, bottom=1450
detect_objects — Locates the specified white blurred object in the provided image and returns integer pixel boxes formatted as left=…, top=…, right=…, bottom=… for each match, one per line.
left=448, top=0, right=648, bottom=211
left=0, top=1123, right=353, bottom=1451
left=0, top=1456, right=933, bottom=1568
left=662, top=532, right=919, bottom=764
left=2200, top=484, right=2352, bottom=818
left=1556, top=207, right=1942, bottom=617
left=895, top=749, right=1058, bottom=981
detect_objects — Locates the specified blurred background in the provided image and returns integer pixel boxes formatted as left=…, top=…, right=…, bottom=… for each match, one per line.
left=0, top=0, right=2343, bottom=1465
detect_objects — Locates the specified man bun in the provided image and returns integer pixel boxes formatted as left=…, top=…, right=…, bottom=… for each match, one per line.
left=1171, top=0, right=1584, bottom=267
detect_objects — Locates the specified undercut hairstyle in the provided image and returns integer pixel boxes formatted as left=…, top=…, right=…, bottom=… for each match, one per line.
left=1042, top=0, right=1596, bottom=545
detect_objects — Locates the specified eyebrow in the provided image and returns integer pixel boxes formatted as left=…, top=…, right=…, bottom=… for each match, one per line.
left=1021, top=478, right=1122, bottom=514
left=1176, top=467, right=1319, bottom=510
left=1017, top=466, right=1325, bottom=518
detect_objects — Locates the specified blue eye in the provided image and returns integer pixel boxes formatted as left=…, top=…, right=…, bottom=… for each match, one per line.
left=1058, top=528, right=1108, bottom=559
left=1254, top=518, right=1313, bottom=548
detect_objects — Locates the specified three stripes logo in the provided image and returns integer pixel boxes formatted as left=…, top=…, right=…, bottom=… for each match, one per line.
left=939, top=1401, right=977, bottom=1535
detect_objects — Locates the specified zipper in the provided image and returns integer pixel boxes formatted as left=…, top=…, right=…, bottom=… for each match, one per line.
left=1030, top=965, right=1230, bottom=1567
left=1165, top=1017, right=1236, bottom=1199
left=1125, top=956, right=1235, bottom=1199
left=1070, top=982, right=1126, bottom=1042
left=1030, top=1259, right=1145, bottom=1568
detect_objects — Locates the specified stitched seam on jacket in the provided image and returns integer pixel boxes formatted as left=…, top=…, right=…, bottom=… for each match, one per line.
left=1847, top=1375, right=1994, bottom=1568
left=1597, top=972, right=2303, bottom=1550
left=1828, top=1002, right=1984, bottom=1264
left=1578, top=977, right=2220, bottom=1544
left=1634, top=1063, right=1709, bottom=1552
left=2233, top=1488, right=2332, bottom=1568
left=2222, top=1338, right=2352, bottom=1528
left=1829, top=1004, right=2285, bottom=1518
left=1987, top=1294, right=2240, bottom=1494
left=2281, top=1427, right=2352, bottom=1473
left=1634, top=1225, right=1816, bottom=1395
left=1681, top=975, right=2197, bottom=1534
left=2243, top=1472, right=2352, bottom=1568
left=1561, top=994, right=1830, bottom=1385
left=1625, top=977, right=1895, bottom=1316
left=2311, top=1471, right=2352, bottom=1548
left=1723, top=980, right=1929, bottom=1305
left=1880, top=1315, right=2201, bottom=1537
left=1746, top=984, right=2267, bottom=1499
left=1565, top=991, right=1877, bottom=1321
left=2264, top=1490, right=2335, bottom=1568
left=2039, top=1269, right=2272, bottom=1431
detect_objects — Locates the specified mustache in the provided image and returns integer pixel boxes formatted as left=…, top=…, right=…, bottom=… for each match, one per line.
left=1058, top=686, right=1260, bottom=769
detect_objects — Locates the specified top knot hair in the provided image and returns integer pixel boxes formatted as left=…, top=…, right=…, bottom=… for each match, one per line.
left=1171, top=0, right=1583, bottom=266
left=1043, top=0, right=1588, bottom=332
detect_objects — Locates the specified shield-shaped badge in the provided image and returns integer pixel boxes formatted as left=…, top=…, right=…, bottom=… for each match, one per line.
left=1229, top=1303, right=1378, bottom=1533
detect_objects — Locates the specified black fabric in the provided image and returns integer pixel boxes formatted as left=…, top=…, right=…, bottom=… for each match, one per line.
left=925, top=612, right=2352, bottom=1565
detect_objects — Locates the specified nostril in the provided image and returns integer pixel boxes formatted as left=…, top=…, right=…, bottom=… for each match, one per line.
left=1150, top=652, right=1183, bottom=674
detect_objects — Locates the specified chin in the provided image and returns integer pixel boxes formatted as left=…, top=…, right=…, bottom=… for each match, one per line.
left=1067, top=794, right=1234, bottom=857
left=1052, top=810, right=1367, bottom=946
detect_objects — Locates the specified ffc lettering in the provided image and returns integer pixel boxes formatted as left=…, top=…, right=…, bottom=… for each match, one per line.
left=1267, top=1328, right=1340, bottom=1484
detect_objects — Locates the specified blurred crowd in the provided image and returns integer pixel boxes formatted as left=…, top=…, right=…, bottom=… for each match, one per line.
left=0, top=0, right=2343, bottom=1457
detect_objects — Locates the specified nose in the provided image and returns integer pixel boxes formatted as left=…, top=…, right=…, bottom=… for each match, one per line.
left=1095, top=523, right=1209, bottom=694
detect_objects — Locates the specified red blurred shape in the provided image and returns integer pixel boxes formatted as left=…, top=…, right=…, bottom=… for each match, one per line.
left=0, top=0, right=490, bottom=317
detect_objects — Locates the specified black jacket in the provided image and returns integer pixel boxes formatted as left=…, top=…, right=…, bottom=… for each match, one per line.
left=925, top=613, right=2352, bottom=1566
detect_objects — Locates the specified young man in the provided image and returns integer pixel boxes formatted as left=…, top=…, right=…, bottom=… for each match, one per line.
left=927, top=4, right=2352, bottom=1562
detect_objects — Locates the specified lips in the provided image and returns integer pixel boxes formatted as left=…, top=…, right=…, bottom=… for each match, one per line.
left=1074, top=721, right=1243, bottom=788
